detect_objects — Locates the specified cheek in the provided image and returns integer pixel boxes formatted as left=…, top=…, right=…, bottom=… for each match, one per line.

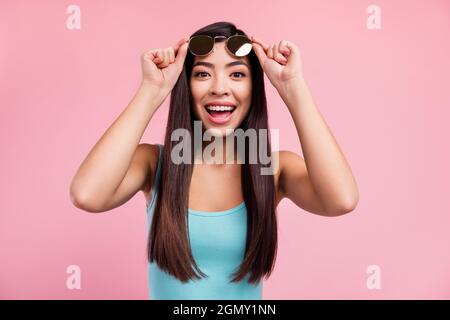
left=239, top=84, right=252, bottom=118
left=190, top=82, right=208, bottom=104
left=238, top=82, right=252, bottom=106
left=189, top=83, right=204, bottom=114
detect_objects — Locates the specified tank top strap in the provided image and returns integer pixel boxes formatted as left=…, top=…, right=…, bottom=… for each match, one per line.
left=147, top=143, right=163, bottom=211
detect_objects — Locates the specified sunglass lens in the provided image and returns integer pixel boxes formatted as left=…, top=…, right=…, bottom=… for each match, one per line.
left=189, top=35, right=214, bottom=56
left=227, top=35, right=252, bottom=57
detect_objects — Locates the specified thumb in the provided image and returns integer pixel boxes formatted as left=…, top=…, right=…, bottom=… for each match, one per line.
left=173, top=38, right=189, bottom=71
left=252, top=42, right=267, bottom=63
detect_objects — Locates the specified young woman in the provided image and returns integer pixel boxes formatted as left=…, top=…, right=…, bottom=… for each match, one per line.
left=70, top=21, right=359, bottom=300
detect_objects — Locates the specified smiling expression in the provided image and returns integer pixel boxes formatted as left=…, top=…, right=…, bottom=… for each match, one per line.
left=189, top=41, right=253, bottom=136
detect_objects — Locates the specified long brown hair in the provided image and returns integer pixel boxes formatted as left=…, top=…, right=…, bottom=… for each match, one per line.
left=148, top=21, right=278, bottom=284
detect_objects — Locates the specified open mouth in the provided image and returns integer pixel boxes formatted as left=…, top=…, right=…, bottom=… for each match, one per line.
left=204, top=104, right=237, bottom=124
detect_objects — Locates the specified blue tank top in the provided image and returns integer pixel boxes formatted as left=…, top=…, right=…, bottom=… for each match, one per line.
left=145, top=144, right=263, bottom=300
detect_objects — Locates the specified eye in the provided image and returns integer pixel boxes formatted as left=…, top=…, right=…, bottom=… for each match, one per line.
left=194, top=71, right=209, bottom=78
left=193, top=71, right=246, bottom=78
left=231, top=72, right=246, bottom=78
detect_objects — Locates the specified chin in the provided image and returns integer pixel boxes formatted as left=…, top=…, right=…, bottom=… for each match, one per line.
left=203, top=125, right=237, bottom=137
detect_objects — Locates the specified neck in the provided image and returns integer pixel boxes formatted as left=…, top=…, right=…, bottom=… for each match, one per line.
left=194, top=133, right=243, bottom=165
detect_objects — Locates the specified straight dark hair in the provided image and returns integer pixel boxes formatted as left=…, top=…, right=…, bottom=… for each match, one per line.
left=148, top=21, right=278, bottom=284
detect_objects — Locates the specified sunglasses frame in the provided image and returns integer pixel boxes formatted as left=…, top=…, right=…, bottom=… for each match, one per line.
left=188, top=34, right=253, bottom=57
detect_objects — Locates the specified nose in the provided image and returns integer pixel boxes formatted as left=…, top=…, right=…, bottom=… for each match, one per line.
left=209, top=74, right=230, bottom=96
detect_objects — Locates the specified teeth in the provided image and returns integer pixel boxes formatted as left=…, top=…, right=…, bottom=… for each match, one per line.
left=206, top=105, right=236, bottom=111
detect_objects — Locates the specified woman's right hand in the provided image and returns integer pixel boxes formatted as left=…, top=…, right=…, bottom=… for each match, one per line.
left=140, top=37, right=190, bottom=96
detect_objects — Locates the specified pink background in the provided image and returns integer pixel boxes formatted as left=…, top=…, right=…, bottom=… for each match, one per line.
left=1, top=0, right=449, bottom=299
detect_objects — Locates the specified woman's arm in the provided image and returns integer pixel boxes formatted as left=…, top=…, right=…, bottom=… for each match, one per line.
left=279, top=76, right=359, bottom=215
left=251, top=37, right=358, bottom=216
left=70, top=38, right=189, bottom=212
left=70, top=82, right=165, bottom=212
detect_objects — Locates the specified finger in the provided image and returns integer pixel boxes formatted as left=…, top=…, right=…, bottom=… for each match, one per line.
left=168, top=47, right=175, bottom=64
left=143, top=50, right=158, bottom=62
left=274, top=42, right=288, bottom=64
left=163, top=49, right=170, bottom=66
left=279, top=40, right=291, bottom=57
left=283, top=40, right=300, bottom=58
left=251, top=42, right=267, bottom=62
left=173, top=41, right=189, bottom=71
left=173, top=36, right=190, bottom=56
left=159, top=49, right=169, bottom=67
left=251, top=36, right=270, bottom=53
left=156, top=49, right=166, bottom=66
left=274, top=43, right=281, bottom=62
left=267, top=44, right=274, bottom=59
left=154, top=49, right=163, bottom=63
left=271, top=44, right=278, bottom=60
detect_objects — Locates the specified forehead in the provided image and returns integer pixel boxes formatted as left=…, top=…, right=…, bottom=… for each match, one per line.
left=192, top=42, right=250, bottom=68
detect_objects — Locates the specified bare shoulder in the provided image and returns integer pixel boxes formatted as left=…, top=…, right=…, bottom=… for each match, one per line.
left=278, top=149, right=304, bottom=167
left=273, top=150, right=305, bottom=201
left=276, top=149, right=304, bottom=188
left=274, top=150, right=330, bottom=216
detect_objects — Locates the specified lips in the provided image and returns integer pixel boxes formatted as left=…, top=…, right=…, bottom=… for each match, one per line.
left=204, top=103, right=237, bottom=125
left=204, top=101, right=236, bottom=107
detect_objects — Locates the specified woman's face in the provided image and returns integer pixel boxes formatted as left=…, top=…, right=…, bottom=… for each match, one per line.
left=190, top=41, right=252, bottom=136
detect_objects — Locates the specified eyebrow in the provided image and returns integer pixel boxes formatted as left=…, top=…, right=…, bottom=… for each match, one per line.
left=192, top=61, right=250, bottom=69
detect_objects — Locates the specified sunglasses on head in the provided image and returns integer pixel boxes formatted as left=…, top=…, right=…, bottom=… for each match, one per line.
left=188, top=34, right=253, bottom=57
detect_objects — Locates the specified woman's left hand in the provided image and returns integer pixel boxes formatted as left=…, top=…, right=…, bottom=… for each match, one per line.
left=251, top=36, right=303, bottom=97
